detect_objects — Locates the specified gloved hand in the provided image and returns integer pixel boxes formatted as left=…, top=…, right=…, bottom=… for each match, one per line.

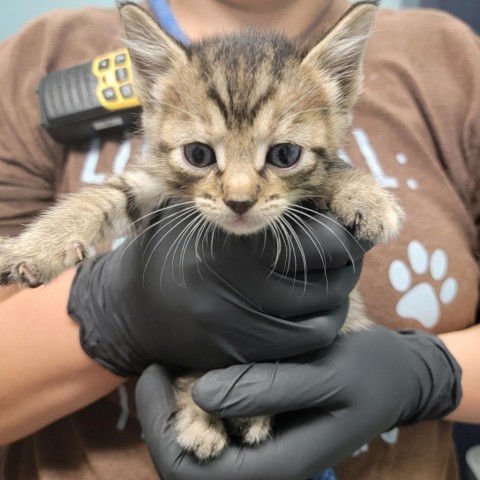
left=134, top=326, right=461, bottom=480
left=68, top=203, right=367, bottom=376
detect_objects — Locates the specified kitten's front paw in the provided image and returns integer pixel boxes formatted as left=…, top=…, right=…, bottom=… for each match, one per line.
left=331, top=185, right=404, bottom=244
left=174, top=406, right=229, bottom=462
left=0, top=237, right=89, bottom=287
left=227, top=415, right=272, bottom=446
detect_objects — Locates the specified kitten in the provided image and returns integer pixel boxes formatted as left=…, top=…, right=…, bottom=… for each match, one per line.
left=0, top=1, right=403, bottom=461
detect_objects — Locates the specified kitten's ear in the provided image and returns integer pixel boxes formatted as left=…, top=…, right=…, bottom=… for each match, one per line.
left=302, top=2, right=378, bottom=109
left=118, top=2, right=187, bottom=105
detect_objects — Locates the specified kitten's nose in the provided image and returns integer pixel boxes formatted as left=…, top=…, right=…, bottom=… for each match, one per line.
left=225, top=200, right=256, bottom=215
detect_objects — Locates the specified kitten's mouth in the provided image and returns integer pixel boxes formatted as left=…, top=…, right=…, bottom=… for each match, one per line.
left=221, top=215, right=266, bottom=235
left=195, top=201, right=277, bottom=236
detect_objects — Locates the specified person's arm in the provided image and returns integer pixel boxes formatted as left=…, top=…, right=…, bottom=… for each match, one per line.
left=0, top=285, right=20, bottom=302
left=0, top=269, right=124, bottom=445
left=0, top=11, right=131, bottom=446
left=440, top=324, right=480, bottom=423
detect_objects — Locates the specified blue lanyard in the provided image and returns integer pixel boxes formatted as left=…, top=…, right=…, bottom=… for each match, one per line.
left=148, top=0, right=189, bottom=44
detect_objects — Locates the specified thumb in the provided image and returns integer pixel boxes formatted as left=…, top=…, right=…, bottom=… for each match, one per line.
left=191, top=353, right=337, bottom=418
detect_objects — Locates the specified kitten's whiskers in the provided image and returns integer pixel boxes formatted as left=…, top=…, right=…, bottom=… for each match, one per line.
left=140, top=206, right=198, bottom=262
left=121, top=200, right=196, bottom=234
left=284, top=208, right=327, bottom=272
left=120, top=202, right=197, bottom=260
left=271, top=219, right=292, bottom=281
left=157, top=212, right=203, bottom=288
left=275, top=216, right=298, bottom=288
left=177, top=215, right=210, bottom=286
left=284, top=209, right=329, bottom=293
left=278, top=215, right=308, bottom=299
left=267, top=221, right=283, bottom=276
left=293, top=204, right=365, bottom=252
left=288, top=205, right=358, bottom=271
left=142, top=208, right=199, bottom=286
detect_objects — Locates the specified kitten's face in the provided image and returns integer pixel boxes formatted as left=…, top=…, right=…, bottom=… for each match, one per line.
left=145, top=38, right=341, bottom=235
left=120, top=2, right=376, bottom=235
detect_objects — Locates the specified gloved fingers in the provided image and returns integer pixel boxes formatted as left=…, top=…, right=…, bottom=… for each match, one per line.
left=135, top=365, right=265, bottom=480
left=184, top=300, right=350, bottom=367
left=202, top=246, right=361, bottom=319
left=239, top=300, right=350, bottom=361
left=135, top=364, right=329, bottom=480
left=191, top=359, right=336, bottom=418
left=258, top=407, right=381, bottom=477
left=250, top=257, right=362, bottom=319
left=192, top=327, right=404, bottom=417
left=137, top=365, right=369, bottom=480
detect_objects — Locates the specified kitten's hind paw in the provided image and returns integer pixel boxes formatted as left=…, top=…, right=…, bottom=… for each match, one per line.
left=227, top=415, right=272, bottom=446
left=174, top=408, right=229, bottom=462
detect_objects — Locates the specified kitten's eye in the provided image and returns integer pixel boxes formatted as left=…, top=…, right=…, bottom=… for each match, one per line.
left=184, top=143, right=216, bottom=168
left=266, top=143, right=302, bottom=168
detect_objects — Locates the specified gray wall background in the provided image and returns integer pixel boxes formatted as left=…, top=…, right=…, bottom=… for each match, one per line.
left=0, top=0, right=419, bottom=42
left=421, top=0, right=480, bottom=33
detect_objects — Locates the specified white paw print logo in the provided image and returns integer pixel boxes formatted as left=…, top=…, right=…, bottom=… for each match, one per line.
left=389, top=241, right=458, bottom=328
left=352, top=428, right=399, bottom=457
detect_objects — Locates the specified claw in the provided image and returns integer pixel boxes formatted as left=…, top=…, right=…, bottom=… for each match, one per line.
left=354, top=212, right=363, bottom=229
left=72, top=242, right=86, bottom=264
left=18, top=263, right=42, bottom=288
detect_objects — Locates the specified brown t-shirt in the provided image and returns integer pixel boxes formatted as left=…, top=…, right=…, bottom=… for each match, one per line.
left=0, top=2, right=479, bottom=479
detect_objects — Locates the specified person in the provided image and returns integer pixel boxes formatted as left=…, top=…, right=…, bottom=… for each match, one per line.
left=0, top=0, right=478, bottom=479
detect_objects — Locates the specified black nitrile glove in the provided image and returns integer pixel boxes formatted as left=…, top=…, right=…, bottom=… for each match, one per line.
left=68, top=204, right=367, bottom=376
left=135, top=326, right=461, bottom=480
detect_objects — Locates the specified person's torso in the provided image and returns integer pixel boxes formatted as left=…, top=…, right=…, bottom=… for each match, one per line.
left=3, top=2, right=479, bottom=479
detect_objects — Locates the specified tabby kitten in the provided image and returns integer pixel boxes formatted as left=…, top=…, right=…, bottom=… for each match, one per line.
left=0, top=1, right=403, bottom=461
